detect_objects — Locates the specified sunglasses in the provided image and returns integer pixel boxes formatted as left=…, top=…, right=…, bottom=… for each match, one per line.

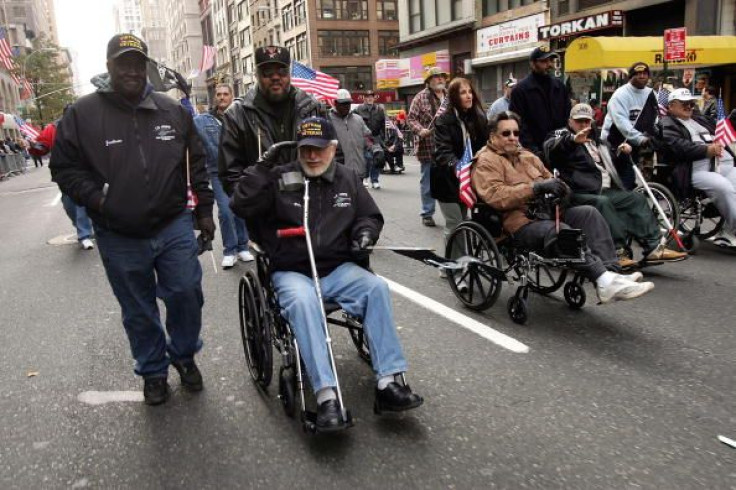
left=259, top=66, right=289, bottom=78
left=677, top=100, right=696, bottom=108
left=498, top=130, right=520, bottom=137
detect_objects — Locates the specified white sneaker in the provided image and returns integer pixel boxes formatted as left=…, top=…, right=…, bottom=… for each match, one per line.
left=597, top=275, right=654, bottom=304
left=709, top=229, right=736, bottom=248
left=238, top=250, right=254, bottom=262
left=362, top=178, right=370, bottom=188
left=621, top=271, right=644, bottom=282
left=372, top=182, right=381, bottom=189
left=80, top=238, right=94, bottom=250
left=221, top=255, right=237, bottom=269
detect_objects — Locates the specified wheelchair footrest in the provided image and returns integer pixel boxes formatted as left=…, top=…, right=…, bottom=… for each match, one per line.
left=301, top=409, right=354, bottom=434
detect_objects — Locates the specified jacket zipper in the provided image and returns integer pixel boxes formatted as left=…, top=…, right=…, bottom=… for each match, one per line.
left=133, top=112, right=150, bottom=187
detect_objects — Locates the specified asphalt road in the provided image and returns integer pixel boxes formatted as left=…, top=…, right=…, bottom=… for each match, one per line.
left=1, top=158, right=736, bottom=489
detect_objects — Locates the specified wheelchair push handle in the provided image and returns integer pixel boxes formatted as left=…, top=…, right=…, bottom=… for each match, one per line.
left=277, top=226, right=306, bottom=238
left=258, top=141, right=298, bottom=167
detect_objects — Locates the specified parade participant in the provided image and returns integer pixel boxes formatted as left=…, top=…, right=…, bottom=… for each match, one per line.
left=700, top=85, right=717, bottom=124
left=600, top=62, right=659, bottom=189
left=50, top=34, right=214, bottom=405
left=355, top=90, right=386, bottom=188
left=486, top=77, right=516, bottom=119
left=509, top=47, right=570, bottom=159
left=544, top=103, right=687, bottom=266
left=407, top=66, right=449, bottom=227
left=218, top=45, right=321, bottom=194
left=472, top=111, right=655, bottom=303
left=660, top=88, right=736, bottom=247
left=384, top=116, right=405, bottom=173
left=434, top=77, right=488, bottom=275
left=194, top=83, right=253, bottom=269
left=328, top=88, right=372, bottom=179
left=231, top=117, right=423, bottom=431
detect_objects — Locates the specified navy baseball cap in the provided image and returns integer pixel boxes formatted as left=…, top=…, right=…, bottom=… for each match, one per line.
left=297, top=117, right=337, bottom=148
left=530, top=46, right=558, bottom=62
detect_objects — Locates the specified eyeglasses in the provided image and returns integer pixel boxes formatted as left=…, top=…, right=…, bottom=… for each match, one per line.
left=677, top=101, right=696, bottom=108
left=498, top=130, right=520, bottom=137
left=259, top=66, right=289, bottom=78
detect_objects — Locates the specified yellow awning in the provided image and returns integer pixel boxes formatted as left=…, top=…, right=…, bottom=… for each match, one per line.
left=565, top=35, right=736, bottom=72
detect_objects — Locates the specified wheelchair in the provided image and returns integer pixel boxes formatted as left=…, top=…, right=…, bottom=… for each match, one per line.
left=441, top=202, right=590, bottom=325
left=238, top=240, right=372, bottom=433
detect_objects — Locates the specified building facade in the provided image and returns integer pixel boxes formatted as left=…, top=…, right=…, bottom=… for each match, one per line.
left=113, top=0, right=143, bottom=35
left=140, top=0, right=169, bottom=63
left=165, top=0, right=207, bottom=102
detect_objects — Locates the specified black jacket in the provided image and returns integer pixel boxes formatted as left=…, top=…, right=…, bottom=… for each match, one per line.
left=50, top=88, right=213, bottom=238
left=433, top=107, right=488, bottom=203
left=354, top=103, right=386, bottom=141
left=218, top=86, right=321, bottom=195
left=509, top=72, right=571, bottom=159
left=544, top=127, right=619, bottom=194
left=658, top=115, right=734, bottom=199
left=230, top=161, right=383, bottom=277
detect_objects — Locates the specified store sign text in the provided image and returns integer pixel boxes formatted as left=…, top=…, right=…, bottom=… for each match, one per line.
left=476, top=13, right=546, bottom=54
left=538, top=11, right=623, bottom=41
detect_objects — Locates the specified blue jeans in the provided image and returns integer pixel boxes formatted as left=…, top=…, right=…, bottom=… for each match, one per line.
left=94, top=212, right=204, bottom=378
left=210, top=173, right=249, bottom=255
left=364, top=148, right=380, bottom=183
left=61, top=193, right=93, bottom=240
left=419, top=160, right=435, bottom=217
left=272, top=262, right=408, bottom=393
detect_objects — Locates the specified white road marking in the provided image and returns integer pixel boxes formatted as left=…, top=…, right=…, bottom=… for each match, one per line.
left=380, top=276, right=530, bottom=354
left=77, top=391, right=144, bottom=405
left=45, top=192, right=62, bottom=207
left=718, top=435, right=736, bottom=448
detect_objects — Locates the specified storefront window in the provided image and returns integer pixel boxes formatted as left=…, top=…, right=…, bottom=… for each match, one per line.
left=318, top=30, right=370, bottom=57
left=321, top=66, right=373, bottom=91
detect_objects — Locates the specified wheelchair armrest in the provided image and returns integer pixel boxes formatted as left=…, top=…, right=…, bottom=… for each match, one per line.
left=471, top=203, right=504, bottom=238
left=249, top=241, right=266, bottom=256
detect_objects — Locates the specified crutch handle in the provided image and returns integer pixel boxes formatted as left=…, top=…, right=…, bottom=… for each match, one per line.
left=277, top=226, right=306, bottom=238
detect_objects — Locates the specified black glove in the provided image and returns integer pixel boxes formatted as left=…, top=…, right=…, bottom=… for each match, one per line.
left=196, top=233, right=213, bottom=256
left=533, top=178, right=567, bottom=198
left=196, top=216, right=216, bottom=241
left=351, top=231, right=375, bottom=262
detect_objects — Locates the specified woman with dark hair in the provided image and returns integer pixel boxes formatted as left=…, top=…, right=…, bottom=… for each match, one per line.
left=433, top=77, right=488, bottom=276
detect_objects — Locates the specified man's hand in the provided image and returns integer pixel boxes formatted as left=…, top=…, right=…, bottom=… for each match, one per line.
left=533, top=178, right=567, bottom=198
left=617, top=142, right=633, bottom=155
left=419, top=128, right=433, bottom=139
left=197, top=216, right=216, bottom=241
left=707, top=142, right=724, bottom=158
left=573, top=127, right=592, bottom=144
left=351, top=231, right=375, bottom=261
left=639, top=137, right=650, bottom=149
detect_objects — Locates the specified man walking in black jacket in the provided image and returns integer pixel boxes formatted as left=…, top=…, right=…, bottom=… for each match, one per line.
left=231, top=117, right=423, bottom=432
left=218, top=46, right=321, bottom=194
left=50, top=34, right=215, bottom=405
left=510, top=47, right=570, bottom=160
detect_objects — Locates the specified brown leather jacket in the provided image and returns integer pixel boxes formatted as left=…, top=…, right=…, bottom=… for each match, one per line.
left=471, top=143, right=552, bottom=234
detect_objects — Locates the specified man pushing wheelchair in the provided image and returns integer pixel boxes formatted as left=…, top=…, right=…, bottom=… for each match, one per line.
left=230, top=117, right=422, bottom=432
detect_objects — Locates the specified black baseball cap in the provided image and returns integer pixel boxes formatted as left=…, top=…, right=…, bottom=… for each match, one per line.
left=628, top=61, right=650, bottom=79
left=297, top=117, right=337, bottom=148
left=530, top=46, right=559, bottom=62
left=107, top=33, right=149, bottom=60
left=255, top=45, right=291, bottom=67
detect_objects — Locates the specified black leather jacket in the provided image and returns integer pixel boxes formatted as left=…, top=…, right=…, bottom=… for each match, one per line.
left=218, top=86, right=321, bottom=195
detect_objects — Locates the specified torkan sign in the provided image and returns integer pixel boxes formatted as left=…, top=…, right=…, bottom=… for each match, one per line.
left=538, top=10, right=623, bottom=41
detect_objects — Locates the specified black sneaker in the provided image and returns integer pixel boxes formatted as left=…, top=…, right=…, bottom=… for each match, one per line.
left=422, top=216, right=436, bottom=227
left=143, top=377, right=170, bottom=406
left=171, top=359, right=203, bottom=392
left=374, top=382, right=423, bottom=414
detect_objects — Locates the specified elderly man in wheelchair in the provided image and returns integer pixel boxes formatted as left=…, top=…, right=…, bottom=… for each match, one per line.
left=230, top=117, right=422, bottom=433
left=471, top=111, right=655, bottom=304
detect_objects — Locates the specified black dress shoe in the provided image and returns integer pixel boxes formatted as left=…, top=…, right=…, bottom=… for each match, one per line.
left=316, top=399, right=344, bottom=432
left=143, top=377, right=170, bottom=406
left=171, top=359, right=203, bottom=392
left=374, top=382, right=423, bottom=414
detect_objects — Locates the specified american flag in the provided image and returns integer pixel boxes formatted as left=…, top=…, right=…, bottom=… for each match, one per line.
left=456, top=135, right=476, bottom=209
left=20, top=78, right=32, bottom=100
left=657, top=87, right=670, bottom=116
left=186, top=183, right=198, bottom=210
left=429, top=95, right=449, bottom=128
left=0, top=27, right=15, bottom=70
left=199, top=45, right=216, bottom=73
left=291, top=61, right=340, bottom=100
left=714, top=96, right=736, bottom=147
left=385, top=117, right=403, bottom=140
left=13, top=115, right=40, bottom=140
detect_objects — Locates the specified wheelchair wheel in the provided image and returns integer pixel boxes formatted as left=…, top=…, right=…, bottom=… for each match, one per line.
left=563, top=281, right=586, bottom=309
left=238, top=271, right=273, bottom=388
left=507, top=296, right=528, bottom=325
left=679, top=198, right=724, bottom=241
left=635, top=182, right=680, bottom=240
left=278, top=366, right=297, bottom=418
left=445, top=221, right=503, bottom=311
left=528, top=264, right=567, bottom=295
left=347, top=319, right=371, bottom=365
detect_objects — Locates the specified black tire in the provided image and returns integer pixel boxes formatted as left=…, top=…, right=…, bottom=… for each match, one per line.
left=238, top=276, right=261, bottom=383
left=247, top=270, right=273, bottom=388
left=634, top=182, right=680, bottom=244
left=347, top=319, right=371, bottom=365
left=279, top=366, right=297, bottom=418
left=445, top=221, right=503, bottom=311
left=563, top=282, right=586, bottom=309
left=238, top=271, right=273, bottom=389
left=679, top=197, right=724, bottom=241
left=507, top=296, right=528, bottom=325
left=528, top=264, right=568, bottom=295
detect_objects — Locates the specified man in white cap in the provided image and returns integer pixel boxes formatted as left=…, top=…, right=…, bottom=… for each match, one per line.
left=660, top=88, right=736, bottom=247
left=545, top=103, right=687, bottom=267
left=328, top=88, right=372, bottom=179
left=487, top=77, right=517, bottom=119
